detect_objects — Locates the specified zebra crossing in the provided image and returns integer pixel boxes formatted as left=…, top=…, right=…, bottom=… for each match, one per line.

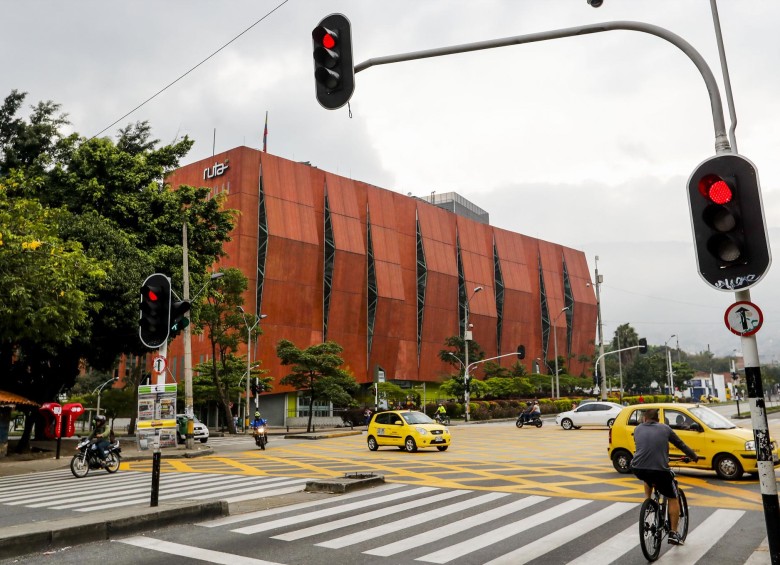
left=0, top=469, right=307, bottom=512
left=114, top=483, right=769, bottom=565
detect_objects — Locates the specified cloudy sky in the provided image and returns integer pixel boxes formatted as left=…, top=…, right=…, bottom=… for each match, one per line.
left=4, top=1, right=779, bottom=362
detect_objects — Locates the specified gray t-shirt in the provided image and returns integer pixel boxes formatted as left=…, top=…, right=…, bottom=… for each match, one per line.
left=631, top=421, right=696, bottom=470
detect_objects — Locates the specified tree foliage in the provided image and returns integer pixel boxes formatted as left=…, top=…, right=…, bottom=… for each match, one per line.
left=0, top=90, right=236, bottom=452
left=276, top=339, right=358, bottom=433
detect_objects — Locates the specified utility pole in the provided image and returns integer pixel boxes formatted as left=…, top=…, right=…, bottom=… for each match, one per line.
left=182, top=223, right=194, bottom=449
left=594, top=256, right=607, bottom=400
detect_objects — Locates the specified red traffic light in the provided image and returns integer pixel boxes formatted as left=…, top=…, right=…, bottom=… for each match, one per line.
left=146, top=289, right=159, bottom=301
left=699, top=174, right=733, bottom=205
left=312, top=14, right=354, bottom=110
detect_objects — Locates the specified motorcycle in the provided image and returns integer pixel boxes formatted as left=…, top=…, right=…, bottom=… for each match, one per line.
left=433, top=413, right=451, bottom=426
left=70, top=438, right=122, bottom=478
left=253, top=424, right=268, bottom=450
left=516, top=414, right=543, bottom=428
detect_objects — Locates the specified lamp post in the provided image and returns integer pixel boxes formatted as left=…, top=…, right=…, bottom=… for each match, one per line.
left=552, top=306, right=570, bottom=399
left=664, top=334, right=677, bottom=397
left=93, top=377, right=118, bottom=418
left=463, top=286, right=483, bottom=422
left=594, top=256, right=607, bottom=400
left=238, top=307, right=267, bottom=432
left=182, top=269, right=224, bottom=449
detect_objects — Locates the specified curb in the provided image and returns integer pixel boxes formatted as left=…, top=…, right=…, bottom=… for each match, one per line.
left=305, top=473, right=385, bottom=494
left=0, top=500, right=228, bottom=560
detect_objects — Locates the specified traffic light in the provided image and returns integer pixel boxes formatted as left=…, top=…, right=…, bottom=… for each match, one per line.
left=312, top=14, right=355, bottom=110
left=638, top=338, right=648, bottom=354
left=169, top=300, right=191, bottom=338
left=687, top=154, right=771, bottom=291
left=516, top=345, right=526, bottom=360
left=139, top=274, right=171, bottom=349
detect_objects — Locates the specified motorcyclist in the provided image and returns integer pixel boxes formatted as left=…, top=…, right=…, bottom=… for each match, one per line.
left=520, top=401, right=541, bottom=423
left=89, top=414, right=110, bottom=466
left=251, top=411, right=267, bottom=440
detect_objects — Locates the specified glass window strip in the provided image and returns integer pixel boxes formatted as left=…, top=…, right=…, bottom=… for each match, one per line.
left=457, top=231, right=466, bottom=338
left=256, top=177, right=268, bottom=318
left=493, top=238, right=504, bottom=356
left=323, top=190, right=335, bottom=341
left=562, top=258, right=574, bottom=359
left=367, top=211, right=377, bottom=361
left=416, top=213, right=427, bottom=364
left=539, top=254, right=550, bottom=369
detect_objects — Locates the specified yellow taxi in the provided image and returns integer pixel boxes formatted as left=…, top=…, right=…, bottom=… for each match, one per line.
left=609, top=403, right=779, bottom=480
left=367, top=410, right=451, bottom=452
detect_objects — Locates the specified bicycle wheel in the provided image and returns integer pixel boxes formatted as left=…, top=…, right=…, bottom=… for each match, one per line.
left=677, top=488, right=689, bottom=542
left=639, top=498, right=662, bottom=561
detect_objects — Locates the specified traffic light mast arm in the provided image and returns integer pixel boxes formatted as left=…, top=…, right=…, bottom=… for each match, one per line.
left=593, top=345, right=642, bottom=377
left=354, top=20, right=729, bottom=152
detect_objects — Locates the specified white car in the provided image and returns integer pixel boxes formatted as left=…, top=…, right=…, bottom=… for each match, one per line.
left=555, top=401, right=624, bottom=430
left=176, top=414, right=210, bottom=443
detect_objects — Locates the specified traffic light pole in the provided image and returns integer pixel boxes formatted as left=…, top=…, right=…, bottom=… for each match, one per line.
left=736, top=289, right=780, bottom=562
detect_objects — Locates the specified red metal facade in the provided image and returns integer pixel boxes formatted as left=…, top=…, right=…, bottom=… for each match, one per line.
left=165, top=148, right=598, bottom=391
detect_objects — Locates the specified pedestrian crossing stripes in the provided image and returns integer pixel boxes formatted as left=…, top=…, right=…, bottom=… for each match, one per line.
left=118, top=483, right=766, bottom=565
left=0, top=469, right=307, bottom=512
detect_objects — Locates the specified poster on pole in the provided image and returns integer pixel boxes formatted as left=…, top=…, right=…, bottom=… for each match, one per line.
left=137, top=383, right=177, bottom=450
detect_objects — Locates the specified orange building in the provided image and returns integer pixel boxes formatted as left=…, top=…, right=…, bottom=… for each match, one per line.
left=165, top=147, right=597, bottom=425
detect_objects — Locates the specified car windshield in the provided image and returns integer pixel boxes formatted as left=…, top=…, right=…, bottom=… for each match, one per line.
left=689, top=406, right=736, bottom=429
left=402, top=412, right=434, bottom=425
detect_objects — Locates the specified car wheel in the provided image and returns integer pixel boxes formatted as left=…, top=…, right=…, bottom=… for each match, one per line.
left=367, top=436, right=379, bottom=451
left=200, top=438, right=208, bottom=443
left=715, top=454, right=744, bottom=480
left=437, top=445, right=449, bottom=451
left=611, top=449, right=633, bottom=474
left=405, top=436, right=418, bottom=453
left=607, top=418, right=615, bottom=428
left=561, top=418, right=574, bottom=430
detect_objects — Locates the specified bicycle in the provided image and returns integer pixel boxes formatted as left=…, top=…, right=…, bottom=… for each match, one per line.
left=638, top=456, right=691, bottom=561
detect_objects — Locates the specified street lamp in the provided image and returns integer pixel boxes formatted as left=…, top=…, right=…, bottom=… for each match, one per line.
left=664, top=334, right=677, bottom=397
left=238, top=306, right=267, bottom=433
left=463, top=286, right=483, bottom=422
left=93, top=377, right=118, bottom=419
left=183, top=271, right=224, bottom=449
left=552, top=306, right=570, bottom=399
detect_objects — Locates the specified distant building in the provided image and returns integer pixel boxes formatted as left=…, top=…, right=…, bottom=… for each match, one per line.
left=420, top=192, right=490, bottom=224
left=161, top=147, right=597, bottom=426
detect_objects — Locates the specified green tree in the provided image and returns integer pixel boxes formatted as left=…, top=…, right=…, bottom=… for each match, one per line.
left=277, top=339, right=358, bottom=433
left=438, top=335, right=486, bottom=374
left=0, top=91, right=236, bottom=452
left=194, top=268, right=266, bottom=434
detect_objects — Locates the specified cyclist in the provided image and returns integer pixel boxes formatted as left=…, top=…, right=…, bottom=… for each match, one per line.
left=435, top=403, right=448, bottom=423
left=630, top=408, right=699, bottom=545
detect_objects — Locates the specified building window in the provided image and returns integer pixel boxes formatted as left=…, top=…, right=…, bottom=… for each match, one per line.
left=539, top=254, right=550, bottom=371
left=256, top=176, right=268, bottom=317
left=457, top=231, right=465, bottom=338
left=296, top=396, right=332, bottom=418
left=323, top=189, right=335, bottom=341
left=367, top=211, right=377, bottom=361
left=563, top=257, right=574, bottom=358
left=416, top=212, right=427, bottom=363
left=493, top=238, right=504, bottom=355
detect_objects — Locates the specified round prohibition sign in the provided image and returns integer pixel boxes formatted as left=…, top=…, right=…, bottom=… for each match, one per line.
left=152, top=355, right=167, bottom=374
left=724, top=301, right=763, bottom=337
